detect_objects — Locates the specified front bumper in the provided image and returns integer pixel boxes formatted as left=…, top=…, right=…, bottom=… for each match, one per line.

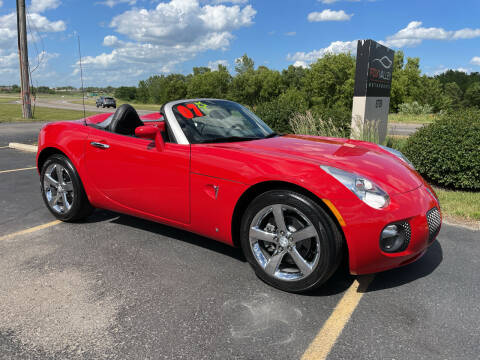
left=335, top=185, right=441, bottom=275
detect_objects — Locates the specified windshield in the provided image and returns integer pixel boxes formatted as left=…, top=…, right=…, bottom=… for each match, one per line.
left=172, top=100, right=276, bottom=144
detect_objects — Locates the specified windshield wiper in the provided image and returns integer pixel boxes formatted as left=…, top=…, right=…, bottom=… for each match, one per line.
left=264, top=132, right=279, bottom=138
left=199, top=136, right=262, bottom=144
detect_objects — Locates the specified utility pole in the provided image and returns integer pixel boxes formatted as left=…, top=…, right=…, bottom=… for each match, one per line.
left=16, top=0, right=33, bottom=119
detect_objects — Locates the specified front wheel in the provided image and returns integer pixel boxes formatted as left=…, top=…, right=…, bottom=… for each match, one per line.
left=240, top=190, right=344, bottom=293
left=41, top=154, right=94, bottom=222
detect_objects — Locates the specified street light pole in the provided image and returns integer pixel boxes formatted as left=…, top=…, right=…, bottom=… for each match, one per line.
left=16, top=0, right=33, bottom=119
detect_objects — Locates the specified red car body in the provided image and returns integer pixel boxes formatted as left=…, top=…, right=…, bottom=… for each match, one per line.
left=36, top=107, right=441, bottom=275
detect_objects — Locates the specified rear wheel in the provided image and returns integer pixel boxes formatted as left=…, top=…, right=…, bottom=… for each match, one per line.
left=41, top=154, right=93, bottom=222
left=240, top=190, right=344, bottom=293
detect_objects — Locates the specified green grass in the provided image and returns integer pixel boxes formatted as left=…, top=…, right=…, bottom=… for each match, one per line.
left=389, top=113, right=437, bottom=124
left=0, top=103, right=99, bottom=123
left=434, top=187, right=480, bottom=221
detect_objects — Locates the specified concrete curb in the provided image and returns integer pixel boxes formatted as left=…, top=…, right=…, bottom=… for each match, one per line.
left=8, top=142, right=38, bottom=153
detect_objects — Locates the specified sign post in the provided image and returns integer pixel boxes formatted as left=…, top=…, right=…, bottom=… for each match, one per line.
left=351, top=39, right=394, bottom=143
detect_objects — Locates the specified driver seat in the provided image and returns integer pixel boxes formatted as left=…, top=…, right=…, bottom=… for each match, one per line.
left=109, top=104, right=144, bottom=136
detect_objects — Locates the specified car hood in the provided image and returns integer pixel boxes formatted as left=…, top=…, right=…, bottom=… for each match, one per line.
left=218, top=134, right=423, bottom=195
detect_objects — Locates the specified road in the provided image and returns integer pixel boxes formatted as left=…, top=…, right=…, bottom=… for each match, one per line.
left=0, top=138, right=478, bottom=359
left=8, top=98, right=156, bottom=115
left=388, top=122, right=424, bottom=136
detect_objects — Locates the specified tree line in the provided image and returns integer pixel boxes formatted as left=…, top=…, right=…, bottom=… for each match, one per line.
left=113, top=53, right=480, bottom=133
left=2, top=52, right=479, bottom=133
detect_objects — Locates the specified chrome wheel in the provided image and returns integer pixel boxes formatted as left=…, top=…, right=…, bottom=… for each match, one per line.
left=43, top=163, right=74, bottom=214
left=249, top=204, right=321, bottom=281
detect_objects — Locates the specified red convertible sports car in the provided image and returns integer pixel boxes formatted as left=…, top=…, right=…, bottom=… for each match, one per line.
left=37, top=99, right=441, bottom=292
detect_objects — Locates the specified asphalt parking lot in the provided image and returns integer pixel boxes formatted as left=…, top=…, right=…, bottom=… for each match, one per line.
left=0, top=144, right=479, bottom=359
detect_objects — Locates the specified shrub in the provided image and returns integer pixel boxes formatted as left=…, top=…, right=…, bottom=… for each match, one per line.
left=398, top=101, right=433, bottom=115
left=254, top=88, right=308, bottom=133
left=403, top=108, right=480, bottom=190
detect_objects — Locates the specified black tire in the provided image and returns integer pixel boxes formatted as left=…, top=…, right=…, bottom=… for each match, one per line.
left=40, top=154, right=94, bottom=222
left=240, top=190, right=344, bottom=293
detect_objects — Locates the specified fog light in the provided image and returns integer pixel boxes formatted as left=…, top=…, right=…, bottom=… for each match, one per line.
left=380, top=223, right=409, bottom=253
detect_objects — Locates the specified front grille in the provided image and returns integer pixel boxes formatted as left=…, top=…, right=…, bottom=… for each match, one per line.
left=398, top=221, right=411, bottom=251
left=426, top=207, right=441, bottom=243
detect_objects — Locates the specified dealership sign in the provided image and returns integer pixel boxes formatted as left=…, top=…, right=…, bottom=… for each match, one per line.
left=351, top=39, right=395, bottom=143
left=354, top=39, right=394, bottom=98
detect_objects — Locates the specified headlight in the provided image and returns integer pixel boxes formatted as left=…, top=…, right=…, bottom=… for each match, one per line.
left=379, top=145, right=415, bottom=169
left=320, top=165, right=390, bottom=209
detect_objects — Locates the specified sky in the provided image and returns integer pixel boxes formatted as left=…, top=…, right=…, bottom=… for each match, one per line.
left=1, top=0, right=480, bottom=87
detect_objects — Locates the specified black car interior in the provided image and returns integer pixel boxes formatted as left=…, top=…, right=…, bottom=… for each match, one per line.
left=88, top=104, right=171, bottom=142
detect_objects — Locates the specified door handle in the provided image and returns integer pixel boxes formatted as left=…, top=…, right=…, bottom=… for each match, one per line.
left=90, top=141, right=110, bottom=149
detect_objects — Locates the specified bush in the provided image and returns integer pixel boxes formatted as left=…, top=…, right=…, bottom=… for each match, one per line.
left=254, top=88, right=308, bottom=133
left=398, top=101, right=433, bottom=115
left=403, top=108, right=480, bottom=190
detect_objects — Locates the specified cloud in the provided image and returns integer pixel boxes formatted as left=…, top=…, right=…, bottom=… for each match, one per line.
left=288, top=21, right=480, bottom=66
left=78, top=0, right=256, bottom=84
left=208, top=59, right=229, bottom=70
left=293, top=61, right=308, bottom=68
left=471, top=57, right=480, bottom=66
left=285, top=31, right=296, bottom=36
left=0, top=12, right=65, bottom=52
left=95, top=0, right=137, bottom=8
left=308, top=9, right=352, bottom=22
left=385, top=21, right=480, bottom=47
left=0, top=1, right=3, bottom=8
left=0, top=3, right=66, bottom=84
left=287, top=40, right=357, bottom=63
left=0, top=52, right=18, bottom=75
left=30, top=0, right=61, bottom=13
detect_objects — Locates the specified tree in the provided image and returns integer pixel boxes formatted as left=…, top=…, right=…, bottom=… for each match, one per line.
left=187, top=65, right=232, bottom=99
left=419, top=76, right=446, bottom=112
left=302, top=53, right=355, bottom=111
left=143, top=74, right=188, bottom=105
left=281, top=65, right=307, bottom=90
left=390, top=52, right=424, bottom=112
left=114, top=86, right=137, bottom=101
left=193, top=67, right=211, bottom=76
left=463, top=82, right=480, bottom=108
left=234, top=54, right=254, bottom=74
left=443, top=82, right=462, bottom=110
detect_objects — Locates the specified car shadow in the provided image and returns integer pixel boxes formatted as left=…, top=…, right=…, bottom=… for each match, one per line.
left=82, top=210, right=443, bottom=296
left=106, top=211, right=247, bottom=263
left=366, top=240, right=443, bottom=292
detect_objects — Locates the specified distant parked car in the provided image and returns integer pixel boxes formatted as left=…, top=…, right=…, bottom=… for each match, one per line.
left=96, top=96, right=116, bottom=108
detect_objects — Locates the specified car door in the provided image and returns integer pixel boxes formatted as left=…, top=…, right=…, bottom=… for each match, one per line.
left=85, top=127, right=190, bottom=224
